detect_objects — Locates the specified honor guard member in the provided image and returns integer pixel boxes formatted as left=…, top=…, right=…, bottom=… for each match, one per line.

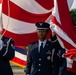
left=50, top=28, right=66, bottom=75
left=0, top=36, right=15, bottom=75
left=25, top=22, right=63, bottom=75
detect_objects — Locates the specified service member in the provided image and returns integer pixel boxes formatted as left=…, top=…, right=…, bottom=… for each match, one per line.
left=25, top=22, right=63, bottom=75
left=0, top=36, right=15, bottom=75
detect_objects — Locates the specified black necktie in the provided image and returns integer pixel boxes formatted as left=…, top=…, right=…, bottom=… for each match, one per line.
left=40, top=43, right=43, bottom=53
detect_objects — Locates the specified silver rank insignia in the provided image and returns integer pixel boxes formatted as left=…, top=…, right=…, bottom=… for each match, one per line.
left=46, top=50, right=51, bottom=54
left=47, top=56, right=51, bottom=60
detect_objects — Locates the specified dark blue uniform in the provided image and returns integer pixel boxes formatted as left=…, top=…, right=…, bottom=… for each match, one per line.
left=26, top=40, right=54, bottom=75
left=50, top=35, right=66, bottom=75
left=25, top=21, right=65, bottom=75
left=58, top=49, right=66, bottom=75
left=0, top=36, right=15, bottom=75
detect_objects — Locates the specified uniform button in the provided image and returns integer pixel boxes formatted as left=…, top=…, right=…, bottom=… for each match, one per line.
left=38, top=69, right=40, bottom=71
left=39, top=58, right=41, bottom=61
left=39, top=64, right=41, bottom=66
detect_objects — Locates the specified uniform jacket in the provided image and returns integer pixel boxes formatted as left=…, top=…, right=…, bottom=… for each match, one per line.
left=26, top=40, right=54, bottom=75
left=50, top=35, right=66, bottom=75
left=0, top=36, right=15, bottom=75
left=26, top=35, right=63, bottom=75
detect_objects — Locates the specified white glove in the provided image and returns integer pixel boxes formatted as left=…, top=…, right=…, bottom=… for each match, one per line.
left=0, top=39, right=3, bottom=51
left=50, top=22, right=55, bottom=32
left=66, top=57, right=73, bottom=64
left=66, top=57, right=73, bottom=68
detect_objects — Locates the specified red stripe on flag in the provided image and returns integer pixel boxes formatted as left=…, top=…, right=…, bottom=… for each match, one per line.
left=2, top=0, right=52, bottom=23
left=0, top=0, right=2, bottom=3
left=12, top=57, right=26, bottom=66
left=57, top=0, right=76, bottom=44
left=57, top=0, right=74, bottom=31
left=2, top=29, right=51, bottom=46
left=52, top=0, right=76, bottom=48
left=2, top=0, right=52, bottom=46
left=52, top=15, right=76, bottom=44
left=58, top=36, right=75, bottom=49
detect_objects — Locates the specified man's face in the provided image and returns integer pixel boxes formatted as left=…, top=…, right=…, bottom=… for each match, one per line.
left=37, top=30, right=48, bottom=40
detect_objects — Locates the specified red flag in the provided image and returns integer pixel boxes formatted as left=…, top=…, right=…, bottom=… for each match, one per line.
left=2, top=0, right=53, bottom=46
left=11, top=46, right=27, bottom=68
left=51, top=0, right=76, bottom=49
left=0, top=0, right=2, bottom=4
left=1, top=0, right=54, bottom=68
left=51, top=0, right=76, bottom=73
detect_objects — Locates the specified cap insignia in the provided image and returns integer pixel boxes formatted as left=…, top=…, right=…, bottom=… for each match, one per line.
left=39, top=23, right=43, bottom=26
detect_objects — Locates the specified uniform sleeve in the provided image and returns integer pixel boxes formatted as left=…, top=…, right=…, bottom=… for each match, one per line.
left=26, top=44, right=32, bottom=74
left=0, top=38, right=15, bottom=60
left=50, top=35, right=63, bottom=50
left=50, top=35, right=66, bottom=75
left=0, top=39, right=3, bottom=50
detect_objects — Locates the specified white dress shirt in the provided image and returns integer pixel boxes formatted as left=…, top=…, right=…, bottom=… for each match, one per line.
left=38, top=39, right=47, bottom=52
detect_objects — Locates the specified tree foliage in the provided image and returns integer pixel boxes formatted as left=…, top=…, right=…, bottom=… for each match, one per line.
left=70, top=9, right=76, bottom=26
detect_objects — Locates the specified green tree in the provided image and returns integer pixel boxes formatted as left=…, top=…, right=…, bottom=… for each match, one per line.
left=70, top=9, right=76, bottom=26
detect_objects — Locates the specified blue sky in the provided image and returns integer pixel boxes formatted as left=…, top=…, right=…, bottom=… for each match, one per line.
left=71, top=0, right=76, bottom=9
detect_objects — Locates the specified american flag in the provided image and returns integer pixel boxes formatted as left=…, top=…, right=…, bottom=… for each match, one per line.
left=51, top=0, right=76, bottom=49
left=1, top=0, right=76, bottom=71
left=0, top=0, right=54, bottom=68
left=51, top=0, right=76, bottom=73
left=2, top=0, right=54, bottom=46
left=0, top=0, right=2, bottom=3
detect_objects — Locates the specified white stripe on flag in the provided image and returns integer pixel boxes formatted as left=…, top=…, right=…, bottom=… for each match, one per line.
left=51, top=22, right=76, bottom=48
left=15, top=51, right=27, bottom=61
left=51, top=0, right=76, bottom=48
left=2, top=14, right=37, bottom=34
left=10, top=0, right=52, bottom=14
left=52, top=0, right=61, bottom=25
left=67, top=0, right=74, bottom=9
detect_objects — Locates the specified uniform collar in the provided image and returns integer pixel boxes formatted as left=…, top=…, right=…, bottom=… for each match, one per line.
left=39, top=39, right=47, bottom=48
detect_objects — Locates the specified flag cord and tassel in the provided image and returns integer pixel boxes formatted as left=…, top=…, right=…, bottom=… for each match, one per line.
left=1, top=0, right=10, bottom=38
